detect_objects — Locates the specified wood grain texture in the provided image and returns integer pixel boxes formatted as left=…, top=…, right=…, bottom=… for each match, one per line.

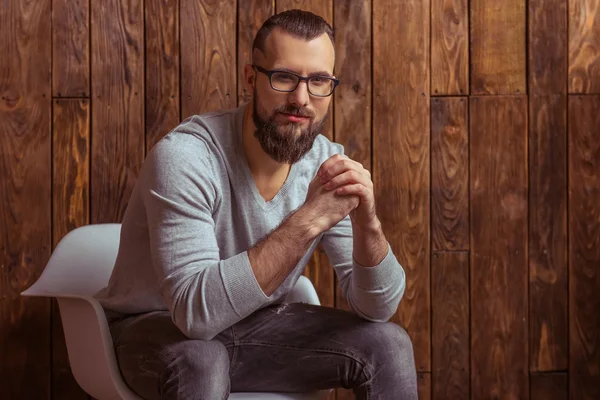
left=91, top=0, right=144, bottom=223
left=529, top=95, right=568, bottom=372
left=302, top=248, right=335, bottom=308
left=237, top=0, right=273, bottom=105
left=332, top=0, right=371, bottom=347
left=530, top=372, right=567, bottom=400
left=333, top=0, right=371, bottom=170
left=470, top=96, right=528, bottom=399
left=373, top=0, right=430, bottom=372
left=529, top=0, right=567, bottom=95
left=568, top=95, right=600, bottom=400
left=180, top=0, right=236, bottom=117
left=432, top=251, right=469, bottom=400
left=52, top=99, right=90, bottom=399
left=569, top=0, right=600, bottom=93
left=431, top=97, right=469, bottom=251
left=146, top=0, right=180, bottom=153
left=431, top=0, right=469, bottom=95
left=470, top=0, right=526, bottom=94
left=53, top=0, right=90, bottom=97
left=276, top=0, right=334, bottom=139
left=0, top=0, right=52, bottom=398
left=418, top=372, right=432, bottom=400
left=276, top=0, right=333, bottom=25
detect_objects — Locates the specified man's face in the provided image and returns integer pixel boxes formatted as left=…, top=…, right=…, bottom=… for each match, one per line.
left=250, top=28, right=335, bottom=164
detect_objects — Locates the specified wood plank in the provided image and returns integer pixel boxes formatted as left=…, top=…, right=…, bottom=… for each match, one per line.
left=333, top=0, right=371, bottom=172
left=146, top=0, right=180, bottom=153
left=470, top=0, right=526, bottom=94
left=275, top=0, right=333, bottom=32
left=237, top=0, right=273, bottom=105
left=530, top=372, right=567, bottom=400
left=431, top=97, right=469, bottom=251
left=529, top=95, right=568, bottom=372
left=180, top=0, right=236, bottom=118
left=91, top=0, right=144, bottom=223
left=332, top=11, right=372, bottom=394
left=373, top=0, right=430, bottom=372
left=332, top=0, right=371, bottom=341
left=470, top=96, right=528, bottom=399
left=432, top=251, right=469, bottom=400
left=431, top=0, right=468, bottom=95
left=0, top=0, right=52, bottom=398
left=52, top=99, right=90, bottom=399
left=569, top=0, right=600, bottom=93
left=568, top=95, right=600, bottom=400
left=52, top=0, right=90, bottom=97
left=418, top=372, right=432, bottom=400
left=275, top=0, right=332, bottom=22
left=275, top=0, right=334, bottom=140
left=529, top=0, right=567, bottom=95
left=303, top=248, right=335, bottom=308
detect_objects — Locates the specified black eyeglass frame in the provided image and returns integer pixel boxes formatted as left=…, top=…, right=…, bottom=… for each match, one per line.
left=253, top=64, right=340, bottom=97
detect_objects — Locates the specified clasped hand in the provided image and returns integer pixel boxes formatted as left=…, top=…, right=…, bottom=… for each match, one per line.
left=304, top=154, right=378, bottom=232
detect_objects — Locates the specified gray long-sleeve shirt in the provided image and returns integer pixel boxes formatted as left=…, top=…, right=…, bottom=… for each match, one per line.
left=95, top=105, right=406, bottom=340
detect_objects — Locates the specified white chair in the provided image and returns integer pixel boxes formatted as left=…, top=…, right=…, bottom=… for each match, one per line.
left=21, top=224, right=330, bottom=400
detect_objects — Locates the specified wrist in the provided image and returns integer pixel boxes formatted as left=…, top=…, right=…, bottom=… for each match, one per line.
left=352, top=216, right=383, bottom=235
left=352, top=217, right=388, bottom=267
left=289, top=205, right=322, bottom=243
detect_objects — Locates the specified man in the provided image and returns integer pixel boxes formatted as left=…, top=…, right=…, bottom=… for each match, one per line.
left=96, top=9, right=418, bottom=400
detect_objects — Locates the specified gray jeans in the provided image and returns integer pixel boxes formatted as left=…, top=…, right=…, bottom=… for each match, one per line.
left=108, top=302, right=418, bottom=399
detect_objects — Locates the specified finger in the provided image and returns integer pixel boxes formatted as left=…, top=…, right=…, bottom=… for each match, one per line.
left=324, top=170, right=370, bottom=191
left=317, top=153, right=346, bottom=178
left=335, top=183, right=373, bottom=204
left=320, top=158, right=364, bottom=183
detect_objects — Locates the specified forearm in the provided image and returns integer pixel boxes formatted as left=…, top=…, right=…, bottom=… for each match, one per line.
left=352, top=217, right=389, bottom=267
left=321, top=215, right=405, bottom=323
left=248, top=206, right=320, bottom=295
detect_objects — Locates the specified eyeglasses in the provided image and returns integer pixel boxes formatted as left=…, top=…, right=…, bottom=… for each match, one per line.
left=253, top=64, right=340, bottom=97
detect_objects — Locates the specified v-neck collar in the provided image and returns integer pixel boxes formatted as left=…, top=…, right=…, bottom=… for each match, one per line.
left=234, top=105, right=300, bottom=211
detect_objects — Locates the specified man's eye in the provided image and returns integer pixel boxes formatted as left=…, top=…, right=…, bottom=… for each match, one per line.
left=311, top=77, right=328, bottom=85
left=275, top=73, right=296, bottom=82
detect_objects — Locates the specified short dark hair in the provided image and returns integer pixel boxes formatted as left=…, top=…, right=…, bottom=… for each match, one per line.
left=252, top=9, right=335, bottom=62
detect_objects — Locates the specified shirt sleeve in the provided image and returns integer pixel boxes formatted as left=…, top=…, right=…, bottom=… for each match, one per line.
left=320, top=215, right=406, bottom=322
left=141, top=136, right=269, bottom=340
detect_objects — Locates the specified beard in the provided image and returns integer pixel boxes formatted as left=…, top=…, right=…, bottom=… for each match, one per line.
left=252, top=88, right=327, bottom=164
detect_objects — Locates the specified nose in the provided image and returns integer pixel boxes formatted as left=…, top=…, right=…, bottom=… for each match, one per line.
left=287, top=80, right=310, bottom=107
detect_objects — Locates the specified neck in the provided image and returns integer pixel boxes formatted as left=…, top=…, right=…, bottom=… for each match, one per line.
left=242, top=101, right=291, bottom=180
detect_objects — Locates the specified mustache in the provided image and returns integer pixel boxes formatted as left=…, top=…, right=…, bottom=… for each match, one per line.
left=273, top=105, right=316, bottom=118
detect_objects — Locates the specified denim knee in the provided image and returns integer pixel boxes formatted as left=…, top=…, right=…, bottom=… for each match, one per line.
left=350, top=322, right=416, bottom=369
left=373, top=323, right=415, bottom=364
left=159, top=340, right=230, bottom=400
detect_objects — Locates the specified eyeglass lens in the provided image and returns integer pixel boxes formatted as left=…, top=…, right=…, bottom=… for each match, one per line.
left=271, top=72, right=334, bottom=96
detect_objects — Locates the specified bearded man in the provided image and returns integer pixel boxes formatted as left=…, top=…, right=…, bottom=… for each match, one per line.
left=95, top=9, right=418, bottom=400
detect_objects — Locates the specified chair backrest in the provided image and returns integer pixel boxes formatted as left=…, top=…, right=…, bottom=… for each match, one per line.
left=21, top=223, right=143, bottom=399
left=22, top=224, right=121, bottom=298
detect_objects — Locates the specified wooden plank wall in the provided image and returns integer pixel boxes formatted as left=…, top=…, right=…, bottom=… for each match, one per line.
left=1, top=0, right=599, bottom=399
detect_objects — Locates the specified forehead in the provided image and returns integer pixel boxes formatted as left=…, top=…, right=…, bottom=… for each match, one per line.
left=261, top=28, right=335, bottom=74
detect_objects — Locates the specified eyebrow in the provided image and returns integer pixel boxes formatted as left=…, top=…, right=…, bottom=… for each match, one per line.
left=272, top=66, right=334, bottom=78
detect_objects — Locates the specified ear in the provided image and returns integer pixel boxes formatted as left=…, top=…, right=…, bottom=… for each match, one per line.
left=243, top=64, right=256, bottom=94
